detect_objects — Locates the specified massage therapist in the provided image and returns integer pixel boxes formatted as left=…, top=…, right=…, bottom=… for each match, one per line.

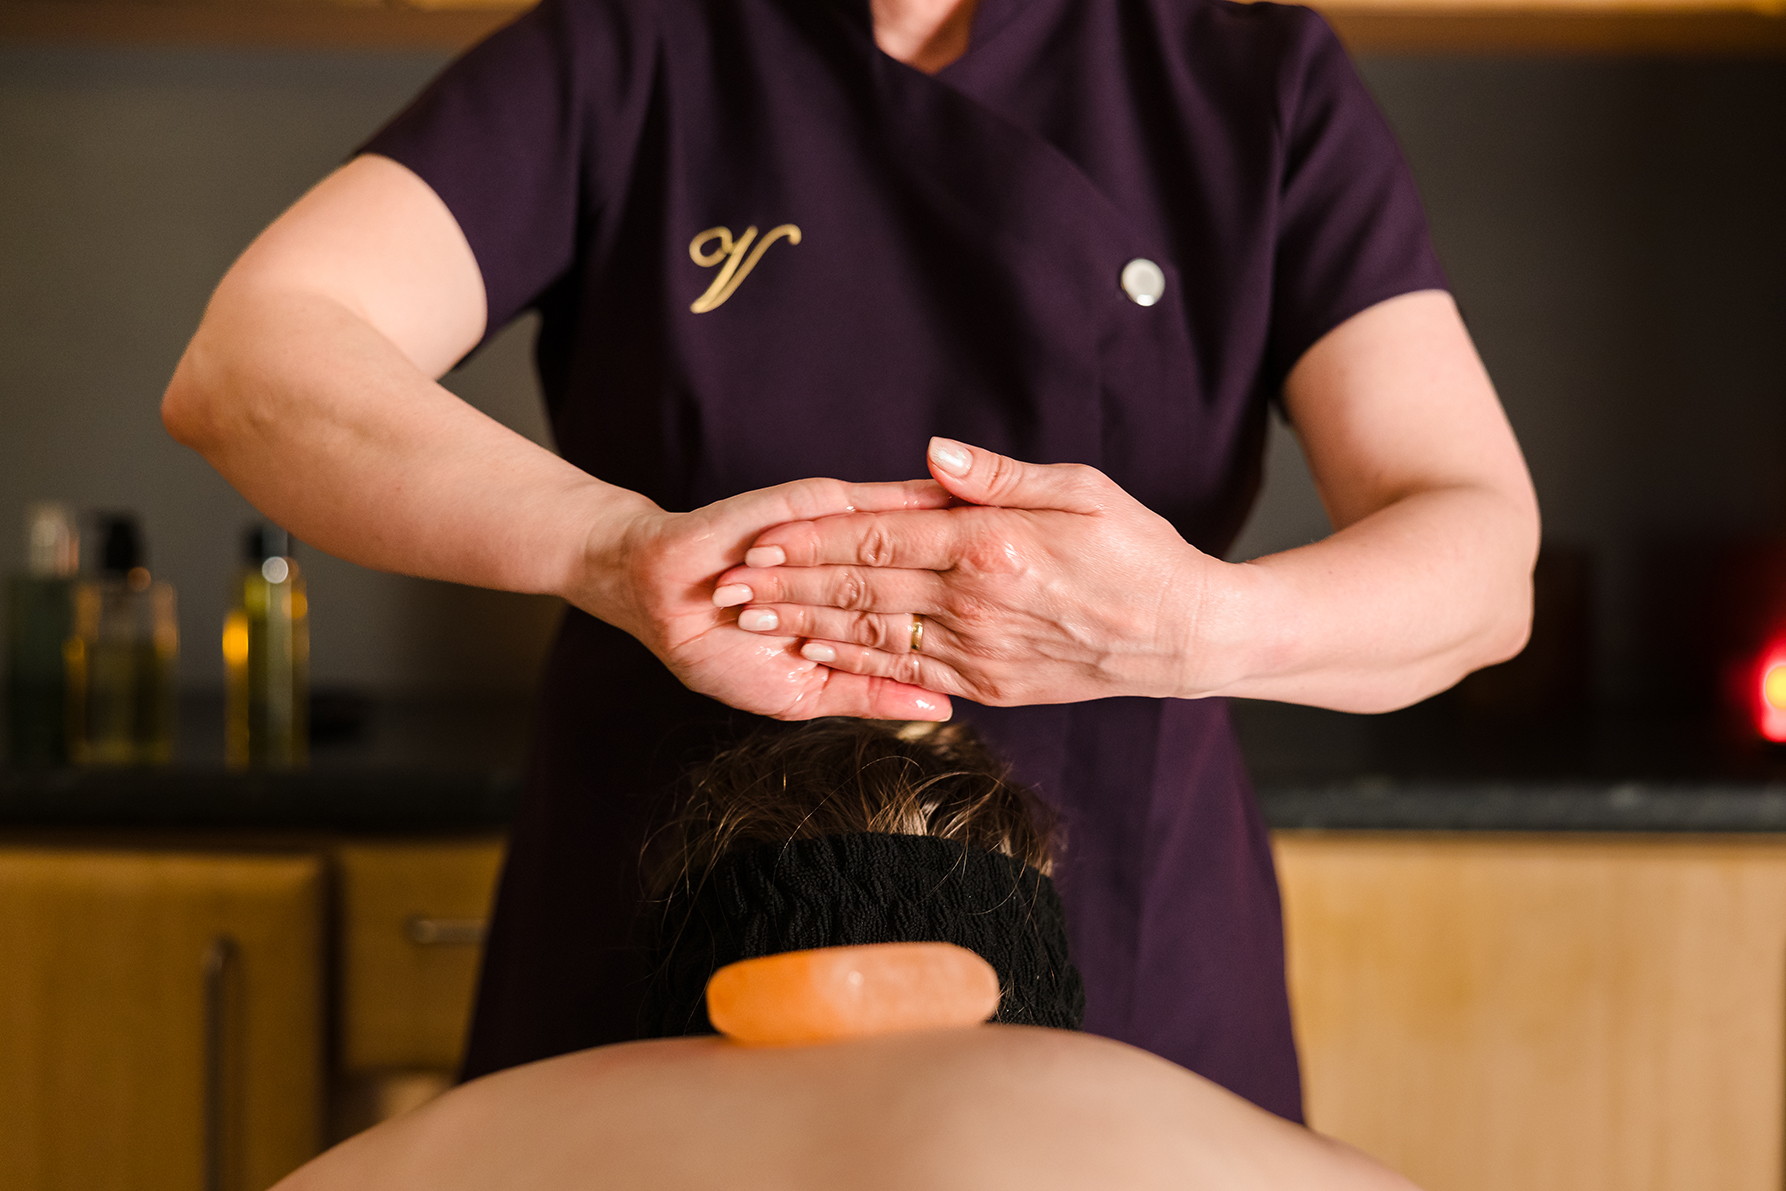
left=162, top=0, right=1539, bottom=1121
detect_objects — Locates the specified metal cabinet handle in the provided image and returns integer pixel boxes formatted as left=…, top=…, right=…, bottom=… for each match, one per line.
left=405, top=917, right=487, bottom=946
left=202, top=935, right=237, bottom=1191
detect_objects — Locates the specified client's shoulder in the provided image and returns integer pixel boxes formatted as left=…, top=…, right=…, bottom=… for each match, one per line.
left=279, top=1030, right=1420, bottom=1191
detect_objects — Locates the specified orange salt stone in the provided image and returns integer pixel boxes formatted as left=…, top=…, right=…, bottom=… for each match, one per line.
left=705, top=942, right=1001, bottom=1045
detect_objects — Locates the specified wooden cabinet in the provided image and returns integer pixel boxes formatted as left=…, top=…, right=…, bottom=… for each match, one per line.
left=0, top=837, right=505, bottom=1189
left=333, top=840, right=504, bottom=1073
left=1276, top=833, right=1786, bottom=1191
left=0, top=847, right=326, bottom=1191
left=16, top=830, right=1786, bottom=1189
left=325, top=840, right=503, bottom=1136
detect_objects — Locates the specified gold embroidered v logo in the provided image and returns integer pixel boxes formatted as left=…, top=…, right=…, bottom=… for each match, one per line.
left=688, top=224, right=802, bottom=313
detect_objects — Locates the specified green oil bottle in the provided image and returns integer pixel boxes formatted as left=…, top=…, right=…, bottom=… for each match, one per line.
left=224, top=525, right=308, bottom=769
left=4, top=503, right=79, bottom=765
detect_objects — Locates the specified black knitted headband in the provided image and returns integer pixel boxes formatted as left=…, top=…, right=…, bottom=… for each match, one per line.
left=641, top=833, right=1085, bottom=1037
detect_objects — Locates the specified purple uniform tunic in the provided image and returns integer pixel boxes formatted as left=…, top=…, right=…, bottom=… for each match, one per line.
left=365, top=0, right=1445, bottom=1121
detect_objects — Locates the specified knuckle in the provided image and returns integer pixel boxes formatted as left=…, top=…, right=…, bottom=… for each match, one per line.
left=804, top=477, right=846, bottom=507
left=949, top=595, right=1001, bottom=628
left=957, top=537, right=1021, bottom=574
left=984, top=454, right=1022, bottom=497
left=765, top=525, right=815, bottom=565
left=831, top=569, right=872, bottom=611
left=1064, top=463, right=1114, bottom=507
left=856, top=520, right=896, bottom=568
left=856, top=612, right=890, bottom=649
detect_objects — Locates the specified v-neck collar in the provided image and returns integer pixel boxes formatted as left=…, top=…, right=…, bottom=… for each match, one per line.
left=941, top=0, right=1030, bottom=72
left=831, top=0, right=1033, bottom=78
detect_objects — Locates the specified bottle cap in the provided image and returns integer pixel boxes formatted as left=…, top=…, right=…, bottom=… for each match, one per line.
left=96, top=513, right=143, bottom=577
left=24, top=502, right=79, bottom=578
left=244, top=524, right=293, bottom=563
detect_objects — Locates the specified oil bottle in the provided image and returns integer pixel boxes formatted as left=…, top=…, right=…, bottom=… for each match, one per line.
left=224, top=525, right=308, bottom=769
left=4, top=503, right=79, bottom=765
left=69, top=513, right=178, bottom=766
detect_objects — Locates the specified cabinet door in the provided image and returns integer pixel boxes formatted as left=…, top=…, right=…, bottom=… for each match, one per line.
left=334, top=839, right=504, bottom=1075
left=0, top=848, right=325, bottom=1191
left=1276, top=833, right=1786, bottom=1191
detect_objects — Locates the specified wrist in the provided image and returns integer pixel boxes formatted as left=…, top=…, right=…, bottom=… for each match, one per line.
left=553, top=481, right=665, bottom=635
left=1170, top=557, right=1289, bottom=700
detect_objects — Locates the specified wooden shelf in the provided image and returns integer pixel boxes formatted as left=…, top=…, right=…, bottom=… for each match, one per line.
left=1, top=0, right=1783, bottom=55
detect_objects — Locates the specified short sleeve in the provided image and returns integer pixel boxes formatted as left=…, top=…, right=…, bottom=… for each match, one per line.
left=359, top=0, right=657, bottom=339
left=1263, top=11, right=1448, bottom=389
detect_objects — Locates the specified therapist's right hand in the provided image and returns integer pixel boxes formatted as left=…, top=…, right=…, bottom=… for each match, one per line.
left=584, top=477, right=955, bottom=722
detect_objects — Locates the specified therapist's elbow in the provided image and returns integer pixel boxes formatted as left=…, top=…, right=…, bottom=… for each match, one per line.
left=161, top=338, right=223, bottom=452
left=1450, top=473, right=1542, bottom=670
left=1371, top=547, right=1537, bottom=715
left=1482, top=493, right=1543, bottom=665
left=1358, top=619, right=1530, bottom=717
left=162, top=278, right=278, bottom=457
left=1435, top=539, right=1539, bottom=699
left=1474, top=573, right=1536, bottom=670
left=161, top=342, right=267, bottom=463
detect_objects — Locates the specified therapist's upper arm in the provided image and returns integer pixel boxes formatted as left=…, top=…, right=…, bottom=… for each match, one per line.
left=1282, top=288, right=1539, bottom=540
left=213, top=153, right=488, bottom=381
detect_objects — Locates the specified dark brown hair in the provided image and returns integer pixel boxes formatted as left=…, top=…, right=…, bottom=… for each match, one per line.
left=645, top=718, right=1058, bottom=900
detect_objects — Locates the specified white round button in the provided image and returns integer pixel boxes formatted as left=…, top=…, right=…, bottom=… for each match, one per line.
left=1120, top=258, right=1165, bottom=307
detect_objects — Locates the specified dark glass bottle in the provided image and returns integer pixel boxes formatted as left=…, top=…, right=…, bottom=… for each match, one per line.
left=68, top=514, right=178, bottom=766
left=4, top=503, right=79, bottom=765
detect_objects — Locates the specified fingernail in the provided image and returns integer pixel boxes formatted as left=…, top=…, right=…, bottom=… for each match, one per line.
left=801, top=642, right=837, bottom=663
left=929, top=437, right=972, bottom=477
left=914, top=695, right=950, bottom=719
left=738, top=609, right=779, bottom=632
left=713, top=584, right=753, bottom=608
left=745, top=546, right=787, bottom=568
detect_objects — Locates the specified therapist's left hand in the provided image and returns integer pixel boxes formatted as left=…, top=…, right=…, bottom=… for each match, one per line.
left=712, top=438, right=1234, bottom=706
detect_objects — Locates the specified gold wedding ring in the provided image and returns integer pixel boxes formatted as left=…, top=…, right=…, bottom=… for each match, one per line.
left=910, top=613, right=925, bottom=655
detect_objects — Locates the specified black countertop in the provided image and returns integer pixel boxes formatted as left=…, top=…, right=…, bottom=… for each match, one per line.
left=5, top=696, right=1786, bottom=835
left=1235, top=700, right=1786, bottom=833
left=0, top=696, right=529, bottom=834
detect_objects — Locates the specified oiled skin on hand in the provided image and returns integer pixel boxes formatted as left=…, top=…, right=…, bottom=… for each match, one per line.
left=276, top=1027, right=1421, bottom=1191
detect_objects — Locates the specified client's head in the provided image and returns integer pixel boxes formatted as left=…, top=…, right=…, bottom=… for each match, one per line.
left=641, top=718, right=1084, bottom=1036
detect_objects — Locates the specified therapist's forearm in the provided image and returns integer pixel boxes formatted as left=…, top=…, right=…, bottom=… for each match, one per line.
left=163, top=154, right=661, bottom=632
left=1191, top=483, right=1535, bottom=713
left=1186, top=289, right=1539, bottom=712
left=164, top=155, right=962, bottom=724
left=162, top=283, right=653, bottom=621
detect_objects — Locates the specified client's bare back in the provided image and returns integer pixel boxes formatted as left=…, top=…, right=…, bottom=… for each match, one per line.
left=277, top=1025, right=1418, bottom=1191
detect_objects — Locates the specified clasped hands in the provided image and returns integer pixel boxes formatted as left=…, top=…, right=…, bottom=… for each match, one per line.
left=606, top=437, right=1228, bottom=723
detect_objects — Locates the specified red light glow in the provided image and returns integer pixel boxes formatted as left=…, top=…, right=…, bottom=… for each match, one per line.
left=1756, top=639, right=1786, bottom=744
